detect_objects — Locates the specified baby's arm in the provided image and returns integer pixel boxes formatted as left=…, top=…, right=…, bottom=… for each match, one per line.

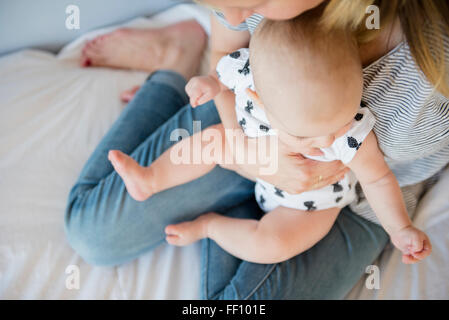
left=166, top=206, right=339, bottom=264
left=348, top=132, right=432, bottom=263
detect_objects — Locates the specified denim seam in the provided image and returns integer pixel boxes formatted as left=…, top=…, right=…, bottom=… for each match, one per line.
left=202, top=239, right=210, bottom=300
left=243, top=263, right=277, bottom=300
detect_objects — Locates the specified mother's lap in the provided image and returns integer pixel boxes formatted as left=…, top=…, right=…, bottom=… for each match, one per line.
left=64, top=70, right=389, bottom=300
left=64, top=71, right=255, bottom=265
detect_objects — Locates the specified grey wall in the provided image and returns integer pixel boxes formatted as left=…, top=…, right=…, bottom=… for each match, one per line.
left=0, top=0, right=187, bottom=56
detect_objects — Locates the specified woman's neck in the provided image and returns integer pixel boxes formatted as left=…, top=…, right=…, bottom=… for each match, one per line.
left=359, top=16, right=404, bottom=68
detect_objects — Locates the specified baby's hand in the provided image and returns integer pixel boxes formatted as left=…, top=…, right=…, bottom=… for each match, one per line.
left=390, top=225, right=432, bottom=264
left=185, top=75, right=221, bottom=108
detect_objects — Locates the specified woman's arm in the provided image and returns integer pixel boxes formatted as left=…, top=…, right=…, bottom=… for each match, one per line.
left=208, top=14, right=251, bottom=134
left=208, top=13, right=251, bottom=75
left=203, top=206, right=340, bottom=264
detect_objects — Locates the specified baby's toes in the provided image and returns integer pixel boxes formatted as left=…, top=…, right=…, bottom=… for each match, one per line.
left=165, top=224, right=181, bottom=236
left=165, top=222, right=199, bottom=246
left=165, top=234, right=184, bottom=246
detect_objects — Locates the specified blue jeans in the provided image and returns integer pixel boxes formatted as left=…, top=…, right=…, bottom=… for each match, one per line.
left=65, top=71, right=389, bottom=299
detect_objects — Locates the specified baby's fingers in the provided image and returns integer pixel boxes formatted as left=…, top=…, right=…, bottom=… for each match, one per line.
left=402, top=254, right=420, bottom=264
left=407, top=235, right=424, bottom=255
left=189, top=90, right=205, bottom=108
left=189, top=97, right=197, bottom=108
left=196, top=92, right=213, bottom=106
left=412, top=239, right=432, bottom=260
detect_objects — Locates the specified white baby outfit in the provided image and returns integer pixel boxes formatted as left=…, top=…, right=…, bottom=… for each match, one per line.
left=216, top=48, right=376, bottom=212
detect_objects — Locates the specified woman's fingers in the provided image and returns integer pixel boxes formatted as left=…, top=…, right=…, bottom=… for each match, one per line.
left=301, top=159, right=348, bottom=188
left=318, top=160, right=348, bottom=177
left=120, top=85, right=140, bottom=103
left=315, top=171, right=348, bottom=190
left=245, top=88, right=264, bottom=109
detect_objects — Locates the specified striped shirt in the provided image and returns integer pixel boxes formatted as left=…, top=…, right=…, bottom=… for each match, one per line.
left=213, top=11, right=449, bottom=224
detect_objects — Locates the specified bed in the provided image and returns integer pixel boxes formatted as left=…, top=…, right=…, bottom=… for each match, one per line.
left=1, top=3, right=448, bottom=299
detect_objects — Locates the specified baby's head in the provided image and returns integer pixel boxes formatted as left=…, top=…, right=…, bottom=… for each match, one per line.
left=250, top=8, right=363, bottom=144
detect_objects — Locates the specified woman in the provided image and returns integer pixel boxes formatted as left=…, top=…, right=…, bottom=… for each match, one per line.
left=66, top=0, right=449, bottom=299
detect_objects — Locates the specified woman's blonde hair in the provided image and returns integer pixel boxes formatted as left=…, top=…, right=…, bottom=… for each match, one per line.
left=321, top=0, right=449, bottom=96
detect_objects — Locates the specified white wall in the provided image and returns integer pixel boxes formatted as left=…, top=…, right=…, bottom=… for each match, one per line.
left=0, top=0, right=186, bottom=56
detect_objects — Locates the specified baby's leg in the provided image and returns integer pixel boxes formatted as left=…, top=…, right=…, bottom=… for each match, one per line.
left=109, top=124, right=226, bottom=201
left=166, top=205, right=341, bottom=264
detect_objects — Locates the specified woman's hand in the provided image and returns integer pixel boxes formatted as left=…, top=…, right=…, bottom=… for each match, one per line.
left=217, top=91, right=348, bottom=195
left=221, top=131, right=349, bottom=194
left=269, top=140, right=348, bottom=194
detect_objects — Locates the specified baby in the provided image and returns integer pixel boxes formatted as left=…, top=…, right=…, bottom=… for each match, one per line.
left=108, top=12, right=432, bottom=264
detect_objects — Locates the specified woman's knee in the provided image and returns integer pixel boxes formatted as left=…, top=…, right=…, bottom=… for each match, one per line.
left=64, top=188, right=125, bottom=267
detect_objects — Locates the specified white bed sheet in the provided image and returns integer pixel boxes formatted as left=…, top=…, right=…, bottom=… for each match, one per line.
left=0, top=3, right=448, bottom=300
left=346, top=168, right=449, bottom=299
left=0, top=4, right=209, bottom=300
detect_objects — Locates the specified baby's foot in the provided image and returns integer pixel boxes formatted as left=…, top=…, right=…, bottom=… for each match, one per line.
left=81, top=20, right=207, bottom=80
left=108, top=150, right=154, bottom=201
left=165, top=219, right=206, bottom=246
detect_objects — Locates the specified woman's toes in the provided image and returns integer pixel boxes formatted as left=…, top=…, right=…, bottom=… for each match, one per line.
left=80, top=55, right=90, bottom=67
left=84, top=47, right=105, bottom=66
left=120, top=85, right=141, bottom=103
left=81, top=37, right=106, bottom=66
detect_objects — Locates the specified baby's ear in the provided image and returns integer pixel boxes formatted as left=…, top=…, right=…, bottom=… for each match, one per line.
left=245, top=88, right=264, bottom=110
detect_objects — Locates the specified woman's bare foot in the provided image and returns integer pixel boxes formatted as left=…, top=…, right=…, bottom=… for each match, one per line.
left=81, top=19, right=207, bottom=80
left=108, top=150, right=154, bottom=201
